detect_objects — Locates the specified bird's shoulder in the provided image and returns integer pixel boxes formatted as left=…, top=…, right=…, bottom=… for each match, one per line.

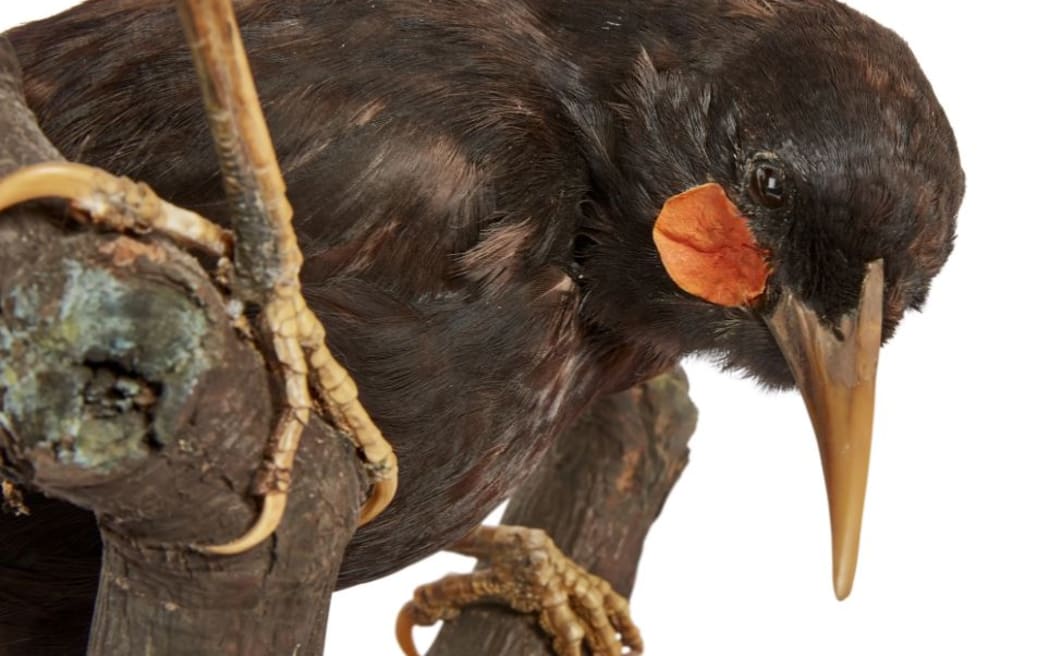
left=11, top=0, right=595, bottom=301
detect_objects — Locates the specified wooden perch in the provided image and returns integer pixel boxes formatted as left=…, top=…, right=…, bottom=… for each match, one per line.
left=427, top=367, right=697, bottom=656
left=0, top=35, right=364, bottom=656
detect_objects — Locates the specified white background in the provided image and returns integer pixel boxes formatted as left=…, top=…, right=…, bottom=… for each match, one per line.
left=3, top=1, right=1048, bottom=654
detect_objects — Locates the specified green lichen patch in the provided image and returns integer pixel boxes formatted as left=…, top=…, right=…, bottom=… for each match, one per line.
left=0, top=258, right=214, bottom=472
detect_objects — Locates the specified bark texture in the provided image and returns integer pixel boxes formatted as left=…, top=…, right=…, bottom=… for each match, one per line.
left=0, top=36, right=363, bottom=656
left=427, top=367, right=697, bottom=656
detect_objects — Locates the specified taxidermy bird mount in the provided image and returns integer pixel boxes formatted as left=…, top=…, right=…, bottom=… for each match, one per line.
left=0, top=0, right=963, bottom=653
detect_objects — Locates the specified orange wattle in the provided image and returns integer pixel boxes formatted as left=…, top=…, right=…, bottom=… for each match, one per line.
left=652, top=183, right=770, bottom=307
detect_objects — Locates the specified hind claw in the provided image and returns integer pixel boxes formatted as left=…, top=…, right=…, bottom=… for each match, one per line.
left=0, top=161, right=231, bottom=257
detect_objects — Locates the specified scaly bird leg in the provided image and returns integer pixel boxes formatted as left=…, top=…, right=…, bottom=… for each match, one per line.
left=174, top=0, right=396, bottom=553
left=397, top=525, right=643, bottom=656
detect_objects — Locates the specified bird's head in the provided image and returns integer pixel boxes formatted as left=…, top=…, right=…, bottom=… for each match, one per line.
left=578, top=0, right=963, bottom=599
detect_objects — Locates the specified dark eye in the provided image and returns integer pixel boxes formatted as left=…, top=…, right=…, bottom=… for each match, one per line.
left=749, top=160, right=787, bottom=209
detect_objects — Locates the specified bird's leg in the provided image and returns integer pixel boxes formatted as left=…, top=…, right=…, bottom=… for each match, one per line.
left=174, top=0, right=395, bottom=554
left=397, top=525, right=643, bottom=656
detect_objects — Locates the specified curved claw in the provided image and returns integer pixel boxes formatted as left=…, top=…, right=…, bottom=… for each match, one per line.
left=395, top=602, right=423, bottom=656
left=195, top=491, right=288, bottom=555
left=0, top=161, right=105, bottom=211
left=358, top=461, right=398, bottom=526
left=196, top=451, right=391, bottom=555
left=0, top=161, right=231, bottom=257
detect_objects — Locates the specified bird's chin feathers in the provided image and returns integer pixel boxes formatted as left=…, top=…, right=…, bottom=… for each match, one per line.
left=710, top=315, right=797, bottom=391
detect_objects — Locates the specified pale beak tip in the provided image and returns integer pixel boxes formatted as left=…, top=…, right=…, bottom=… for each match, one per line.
left=832, top=537, right=860, bottom=600
left=834, top=576, right=854, bottom=601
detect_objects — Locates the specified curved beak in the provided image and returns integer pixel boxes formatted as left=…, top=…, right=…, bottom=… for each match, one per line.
left=763, top=260, right=884, bottom=600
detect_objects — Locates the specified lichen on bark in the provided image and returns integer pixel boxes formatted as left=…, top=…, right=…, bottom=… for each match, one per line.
left=0, top=241, right=215, bottom=471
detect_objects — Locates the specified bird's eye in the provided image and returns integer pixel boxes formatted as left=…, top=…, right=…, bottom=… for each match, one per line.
left=749, top=160, right=787, bottom=209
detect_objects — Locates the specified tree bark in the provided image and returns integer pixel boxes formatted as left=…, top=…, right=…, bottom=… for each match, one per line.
left=0, top=36, right=363, bottom=656
left=427, top=367, right=697, bottom=656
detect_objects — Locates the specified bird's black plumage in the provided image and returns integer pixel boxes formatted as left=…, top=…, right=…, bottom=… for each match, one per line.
left=2, top=0, right=963, bottom=651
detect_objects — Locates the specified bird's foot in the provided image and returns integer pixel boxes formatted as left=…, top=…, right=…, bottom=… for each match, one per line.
left=203, top=287, right=398, bottom=554
left=0, top=160, right=396, bottom=553
left=397, top=525, right=643, bottom=656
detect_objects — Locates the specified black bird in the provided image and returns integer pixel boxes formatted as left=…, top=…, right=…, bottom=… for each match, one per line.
left=1, top=0, right=963, bottom=653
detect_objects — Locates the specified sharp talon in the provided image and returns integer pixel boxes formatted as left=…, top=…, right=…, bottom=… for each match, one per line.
left=396, top=602, right=423, bottom=656
left=358, top=472, right=398, bottom=526
left=197, top=401, right=306, bottom=556
left=0, top=161, right=231, bottom=257
left=0, top=161, right=102, bottom=211
left=195, top=491, right=288, bottom=555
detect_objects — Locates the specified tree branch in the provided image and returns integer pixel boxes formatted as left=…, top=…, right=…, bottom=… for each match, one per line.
left=427, top=367, right=697, bottom=655
left=0, top=35, right=363, bottom=656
